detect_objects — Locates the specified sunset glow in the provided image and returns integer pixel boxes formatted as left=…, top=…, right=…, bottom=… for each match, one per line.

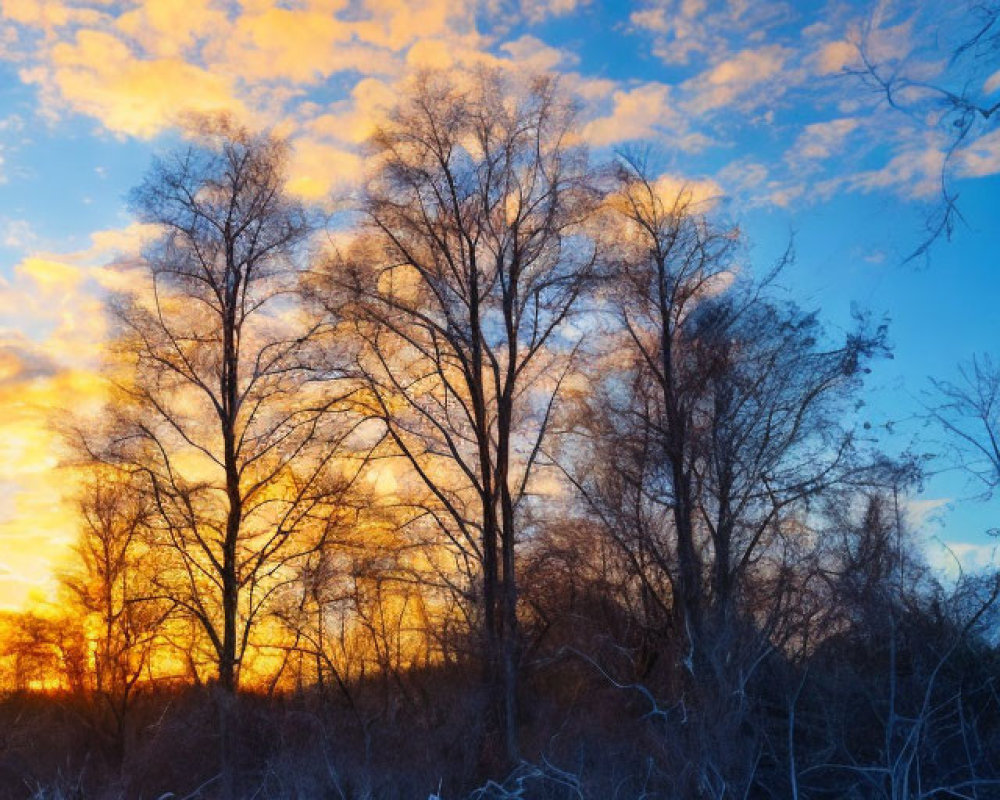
left=0, top=2, right=998, bottom=795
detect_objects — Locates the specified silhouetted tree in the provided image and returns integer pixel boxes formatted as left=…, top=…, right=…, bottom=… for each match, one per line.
left=574, top=155, right=886, bottom=653
left=86, top=116, right=362, bottom=798
left=797, top=478, right=1000, bottom=799
left=59, top=471, right=172, bottom=759
left=555, top=156, right=889, bottom=796
left=309, top=69, right=600, bottom=762
left=0, top=611, right=86, bottom=693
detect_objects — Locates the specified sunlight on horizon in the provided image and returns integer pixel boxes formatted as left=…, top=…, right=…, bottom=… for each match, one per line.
left=0, top=1, right=997, bottom=626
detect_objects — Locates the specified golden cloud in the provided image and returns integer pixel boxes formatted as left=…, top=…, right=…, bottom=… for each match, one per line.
left=25, top=29, right=247, bottom=137
left=0, top=225, right=156, bottom=608
left=211, top=6, right=382, bottom=84
left=582, top=83, right=675, bottom=146
left=285, top=137, right=365, bottom=200
left=115, top=0, right=228, bottom=59
left=0, top=366, right=105, bottom=609
left=1, top=0, right=106, bottom=34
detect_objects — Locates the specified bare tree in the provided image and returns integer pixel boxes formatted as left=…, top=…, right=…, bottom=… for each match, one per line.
left=86, top=117, right=362, bottom=798
left=573, top=156, right=884, bottom=649
left=556, top=155, right=889, bottom=795
left=59, top=471, right=173, bottom=759
left=928, top=353, right=1000, bottom=501
left=309, top=69, right=600, bottom=762
left=796, top=481, right=1000, bottom=799
left=0, top=611, right=86, bottom=693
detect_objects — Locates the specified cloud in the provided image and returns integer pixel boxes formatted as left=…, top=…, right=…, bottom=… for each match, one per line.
left=926, top=539, right=1000, bottom=580
left=984, top=68, right=1000, bottom=96
left=905, top=496, right=950, bottom=528
left=1, top=0, right=106, bottom=35
left=582, top=83, right=674, bottom=146
left=0, top=363, right=106, bottom=608
left=684, top=44, right=792, bottom=113
left=0, top=225, right=155, bottom=608
left=652, top=172, right=724, bottom=211
left=581, top=82, right=709, bottom=151
left=717, top=159, right=768, bottom=194
left=285, top=138, right=365, bottom=200
left=814, top=39, right=858, bottom=75
left=23, top=29, right=247, bottom=138
left=115, top=0, right=228, bottom=59
left=0, top=335, right=59, bottom=388
left=519, top=0, right=589, bottom=25
left=2, top=0, right=475, bottom=142
left=788, top=117, right=860, bottom=164
left=353, top=0, right=476, bottom=51
left=0, top=114, right=26, bottom=186
left=1, top=218, right=35, bottom=249
left=0, top=0, right=996, bottom=608
left=958, top=128, right=1000, bottom=179
left=0, top=223, right=155, bottom=367
left=500, top=34, right=575, bottom=71
left=209, top=6, right=385, bottom=85
left=847, top=142, right=946, bottom=198
left=0, top=0, right=597, bottom=209
left=630, top=0, right=792, bottom=67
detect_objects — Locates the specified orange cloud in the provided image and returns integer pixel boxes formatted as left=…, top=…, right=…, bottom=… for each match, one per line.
left=115, top=0, right=228, bottom=59
left=24, top=29, right=246, bottom=137
left=354, top=0, right=474, bottom=51
left=285, top=137, right=365, bottom=200
left=211, top=6, right=384, bottom=84
left=652, top=173, right=724, bottom=211
left=0, top=362, right=106, bottom=608
left=0, top=225, right=155, bottom=608
left=1, top=0, right=106, bottom=33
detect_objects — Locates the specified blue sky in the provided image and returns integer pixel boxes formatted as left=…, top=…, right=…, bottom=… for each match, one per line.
left=0, top=0, right=997, bottom=605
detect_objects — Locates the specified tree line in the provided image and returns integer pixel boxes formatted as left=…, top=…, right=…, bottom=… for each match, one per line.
left=1, top=69, right=998, bottom=800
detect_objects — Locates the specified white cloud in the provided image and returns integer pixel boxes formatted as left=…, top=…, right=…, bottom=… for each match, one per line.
left=581, top=82, right=710, bottom=151
left=926, top=539, right=1000, bottom=580
left=520, top=0, right=589, bottom=25
left=958, top=128, right=1000, bottom=179
left=1, top=218, right=35, bottom=249
left=788, top=117, right=860, bottom=164
left=683, top=44, right=793, bottom=114
left=500, top=35, right=576, bottom=71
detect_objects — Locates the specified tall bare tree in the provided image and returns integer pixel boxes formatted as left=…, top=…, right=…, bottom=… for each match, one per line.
left=569, top=155, right=887, bottom=663
left=550, top=157, right=891, bottom=796
left=309, top=69, right=599, bottom=761
left=84, top=117, right=364, bottom=797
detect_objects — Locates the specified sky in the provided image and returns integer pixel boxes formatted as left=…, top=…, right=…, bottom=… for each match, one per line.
left=0, top=0, right=997, bottom=608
